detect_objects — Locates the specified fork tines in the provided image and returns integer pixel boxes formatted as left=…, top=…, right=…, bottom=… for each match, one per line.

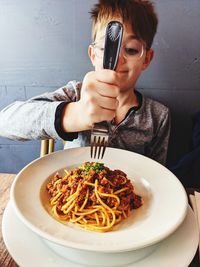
left=90, top=122, right=109, bottom=159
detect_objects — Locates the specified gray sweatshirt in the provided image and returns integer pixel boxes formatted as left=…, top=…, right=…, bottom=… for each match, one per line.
left=0, top=80, right=170, bottom=165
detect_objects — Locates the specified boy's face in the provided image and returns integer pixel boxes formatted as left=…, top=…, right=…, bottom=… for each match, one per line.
left=89, top=18, right=154, bottom=92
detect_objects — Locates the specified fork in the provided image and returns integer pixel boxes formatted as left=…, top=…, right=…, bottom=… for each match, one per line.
left=90, top=21, right=123, bottom=160
left=90, top=121, right=109, bottom=159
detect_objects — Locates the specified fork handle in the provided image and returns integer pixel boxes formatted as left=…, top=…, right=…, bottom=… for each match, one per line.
left=93, top=121, right=108, bottom=134
left=103, top=21, right=123, bottom=70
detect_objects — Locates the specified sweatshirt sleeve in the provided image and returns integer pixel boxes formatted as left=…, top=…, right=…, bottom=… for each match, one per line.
left=0, top=81, right=81, bottom=141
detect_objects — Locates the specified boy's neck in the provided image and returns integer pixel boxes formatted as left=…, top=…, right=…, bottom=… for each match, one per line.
left=115, top=88, right=138, bottom=124
left=117, top=88, right=138, bottom=107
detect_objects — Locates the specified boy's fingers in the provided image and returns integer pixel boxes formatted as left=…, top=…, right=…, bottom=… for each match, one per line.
left=93, top=108, right=116, bottom=122
left=96, top=95, right=118, bottom=110
left=96, top=84, right=119, bottom=98
left=83, top=81, right=119, bottom=98
left=95, top=69, right=120, bottom=85
left=85, top=70, right=120, bottom=86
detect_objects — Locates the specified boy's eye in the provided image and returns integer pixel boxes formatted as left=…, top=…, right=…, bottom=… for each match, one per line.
left=125, top=48, right=139, bottom=56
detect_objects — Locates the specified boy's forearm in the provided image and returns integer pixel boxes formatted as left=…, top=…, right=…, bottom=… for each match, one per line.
left=0, top=81, right=81, bottom=141
left=0, top=100, right=61, bottom=141
left=61, top=102, right=91, bottom=133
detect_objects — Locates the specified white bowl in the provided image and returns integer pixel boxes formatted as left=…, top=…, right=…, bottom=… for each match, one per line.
left=10, top=147, right=188, bottom=265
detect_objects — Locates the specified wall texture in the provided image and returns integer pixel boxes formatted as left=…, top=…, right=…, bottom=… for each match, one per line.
left=0, top=0, right=200, bottom=173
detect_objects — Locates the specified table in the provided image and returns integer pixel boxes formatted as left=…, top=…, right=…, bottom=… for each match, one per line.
left=0, top=174, right=18, bottom=267
left=0, top=173, right=199, bottom=267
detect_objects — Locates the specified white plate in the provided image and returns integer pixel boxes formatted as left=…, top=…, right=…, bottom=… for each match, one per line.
left=2, top=202, right=198, bottom=267
left=10, top=147, right=188, bottom=252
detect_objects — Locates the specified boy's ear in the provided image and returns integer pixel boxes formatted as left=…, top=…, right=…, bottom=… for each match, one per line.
left=142, top=49, right=154, bottom=70
left=88, top=45, right=95, bottom=66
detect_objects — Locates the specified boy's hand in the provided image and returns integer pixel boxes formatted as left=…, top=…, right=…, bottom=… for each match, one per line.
left=62, top=69, right=120, bottom=132
left=80, top=70, right=120, bottom=124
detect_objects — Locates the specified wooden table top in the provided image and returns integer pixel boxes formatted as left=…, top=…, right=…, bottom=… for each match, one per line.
left=0, top=173, right=18, bottom=267
left=0, top=173, right=199, bottom=267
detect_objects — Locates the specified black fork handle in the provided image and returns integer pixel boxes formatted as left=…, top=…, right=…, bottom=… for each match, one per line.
left=103, top=21, right=123, bottom=70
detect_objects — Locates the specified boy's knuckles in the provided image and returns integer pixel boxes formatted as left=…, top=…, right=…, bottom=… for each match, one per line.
left=82, top=82, right=94, bottom=92
left=86, top=95, right=97, bottom=106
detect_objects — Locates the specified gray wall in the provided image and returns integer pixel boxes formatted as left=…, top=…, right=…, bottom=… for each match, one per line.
left=0, top=0, right=200, bottom=173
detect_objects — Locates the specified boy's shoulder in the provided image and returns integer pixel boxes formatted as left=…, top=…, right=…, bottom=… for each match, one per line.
left=142, top=93, right=169, bottom=115
left=138, top=92, right=170, bottom=124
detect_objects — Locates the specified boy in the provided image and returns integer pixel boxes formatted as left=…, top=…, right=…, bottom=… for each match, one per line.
left=0, top=0, right=170, bottom=165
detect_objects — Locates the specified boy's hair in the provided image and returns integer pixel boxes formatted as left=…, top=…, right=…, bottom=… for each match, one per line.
left=90, top=0, right=158, bottom=49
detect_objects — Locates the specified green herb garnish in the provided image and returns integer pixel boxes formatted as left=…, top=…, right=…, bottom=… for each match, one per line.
left=80, top=162, right=104, bottom=174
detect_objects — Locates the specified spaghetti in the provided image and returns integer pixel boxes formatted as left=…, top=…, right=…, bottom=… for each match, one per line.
left=46, top=162, right=142, bottom=232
